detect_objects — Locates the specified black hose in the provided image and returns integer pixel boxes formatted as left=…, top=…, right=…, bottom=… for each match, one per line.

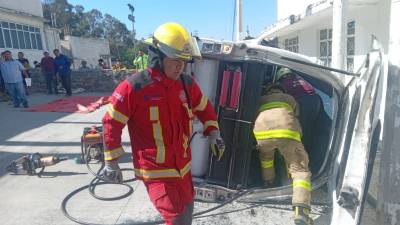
left=61, top=159, right=255, bottom=225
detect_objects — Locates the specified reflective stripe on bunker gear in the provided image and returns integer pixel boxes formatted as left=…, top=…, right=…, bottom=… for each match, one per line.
left=259, top=101, right=293, bottom=113
left=194, top=95, right=208, bottom=112
left=149, top=106, right=159, bottom=121
left=183, top=134, right=189, bottom=158
left=108, top=105, right=129, bottom=124
left=153, top=122, right=166, bottom=163
left=293, top=179, right=312, bottom=191
left=134, top=161, right=191, bottom=179
left=261, top=159, right=274, bottom=169
left=149, top=105, right=166, bottom=163
left=204, top=120, right=219, bottom=131
left=254, top=129, right=301, bottom=142
left=104, top=146, right=125, bottom=161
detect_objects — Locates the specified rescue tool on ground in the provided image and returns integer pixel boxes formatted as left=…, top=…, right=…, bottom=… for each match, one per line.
left=6, top=152, right=68, bottom=176
left=80, top=126, right=104, bottom=163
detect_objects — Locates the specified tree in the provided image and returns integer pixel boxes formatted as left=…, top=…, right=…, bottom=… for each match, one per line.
left=43, top=0, right=136, bottom=59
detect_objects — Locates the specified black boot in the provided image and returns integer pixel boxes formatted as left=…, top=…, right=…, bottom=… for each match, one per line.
left=293, top=205, right=313, bottom=225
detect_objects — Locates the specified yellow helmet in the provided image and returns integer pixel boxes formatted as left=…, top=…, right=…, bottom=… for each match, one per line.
left=145, top=22, right=201, bottom=61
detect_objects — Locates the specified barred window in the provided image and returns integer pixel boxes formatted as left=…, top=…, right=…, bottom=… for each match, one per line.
left=319, top=28, right=332, bottom=67
left=284, top=36, right=299, bottom=53
left=0, top=21, right=43, bottom=50
left=347, top=21, right=355, bottom=72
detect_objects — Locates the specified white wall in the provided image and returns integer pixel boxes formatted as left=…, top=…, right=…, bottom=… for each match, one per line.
left=0, top=9, right=46, bottom=66
left=0, top=0, right=43, bottom=18
left=277, top=0, right=320, bottom=20
left=277, top=4, right=385, bottom=72
left=63, top=36, right=110, bottom=69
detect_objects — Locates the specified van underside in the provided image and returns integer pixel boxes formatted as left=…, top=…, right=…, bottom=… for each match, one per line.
left=190, top=58, right=338, bottom=203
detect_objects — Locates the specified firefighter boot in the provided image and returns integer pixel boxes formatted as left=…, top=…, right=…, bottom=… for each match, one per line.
left=293, top=205, right=313, bottom=225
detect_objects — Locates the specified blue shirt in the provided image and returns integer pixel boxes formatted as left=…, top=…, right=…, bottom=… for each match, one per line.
left=0, top=60, right=25, bottom=83
left=54, top=54, right=71, bottom=75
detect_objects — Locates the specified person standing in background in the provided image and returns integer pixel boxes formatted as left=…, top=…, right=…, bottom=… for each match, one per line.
left=40, top=51, right=57, bottom=94
left=53, top=49, right=72, bottom=96
left=0, top=50, right=29, bottom=108
left=17, top=52, right=31, bottom=95
left=133, top=50, right=148, bottom=72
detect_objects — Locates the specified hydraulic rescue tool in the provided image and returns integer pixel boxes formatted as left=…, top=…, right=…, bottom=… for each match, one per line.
left=80, top=126, right=104, bottom=163
left=6, top=152, right=68, bottom=176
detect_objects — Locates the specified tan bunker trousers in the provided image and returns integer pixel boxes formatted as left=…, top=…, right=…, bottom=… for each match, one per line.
left=258, top=138, right=312, bottom=206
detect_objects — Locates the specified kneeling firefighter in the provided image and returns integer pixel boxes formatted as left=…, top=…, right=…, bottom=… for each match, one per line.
left=253, top=85, right=313, bottom=225
left=101, top=22, right=225, bottom=225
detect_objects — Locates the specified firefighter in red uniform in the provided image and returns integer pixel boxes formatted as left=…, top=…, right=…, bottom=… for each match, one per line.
left=101, top=22, right=225, bottom=225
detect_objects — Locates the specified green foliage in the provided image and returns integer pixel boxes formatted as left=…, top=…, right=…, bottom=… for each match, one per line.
left=43, top=0, right=136, bottom=59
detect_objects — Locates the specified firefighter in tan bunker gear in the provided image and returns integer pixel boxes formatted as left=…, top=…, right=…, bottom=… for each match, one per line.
left=253, top=85, right=313, bottom=225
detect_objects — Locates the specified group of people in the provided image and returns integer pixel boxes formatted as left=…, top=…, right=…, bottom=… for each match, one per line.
left=0, top=49, right=72, bottom=108
left=100, top=22, right=319, bottom=225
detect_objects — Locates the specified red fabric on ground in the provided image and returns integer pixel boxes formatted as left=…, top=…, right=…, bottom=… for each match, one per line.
left=25, top=96, right=110, bottom=113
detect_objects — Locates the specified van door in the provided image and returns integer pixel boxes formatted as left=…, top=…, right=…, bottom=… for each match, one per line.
left=330, top=39, right=385, bottom=225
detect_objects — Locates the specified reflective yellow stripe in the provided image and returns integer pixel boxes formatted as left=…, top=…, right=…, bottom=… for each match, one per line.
left=183, top=134, right=189, bottom=158
left=194, top=95, right=208, bottom=112
left=254, top=129, right=301, bottom=142
left=204, top=120, right=219, bottom=131
left=183, top=103, right=194, bottom=118
left=108, top=105, right=128, bottom=124
left=149, top=106, right=159, bottom=121
left=134, top=161, right=192, bottom=179
left=152, top=122, right=165, bottom=163
left=293, top=179, right=312, bottom=191
left=135, top=168, right=181, bottom=179
left=259, top=101, right=293, bottom=112
left=104, top=147, right=125, bottom=161
left=261, top=160, right=274, bottom=169
left=180, top=161, right=191, bottom=177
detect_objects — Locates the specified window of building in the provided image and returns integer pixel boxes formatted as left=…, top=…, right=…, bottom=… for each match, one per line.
left=284, top=36, right=299, bottom=53
left=347, top=21, right=355, bottom=72
left=0, top=21, right=43, bottom=50
left=319, top=28, right=332, bottom=66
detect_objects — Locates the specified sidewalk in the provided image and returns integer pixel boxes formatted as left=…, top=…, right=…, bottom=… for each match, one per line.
left=0, top=93, right=331, bottom=225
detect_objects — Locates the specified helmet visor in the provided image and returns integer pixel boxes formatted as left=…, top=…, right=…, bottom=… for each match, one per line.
left=147, top=36, right=202, bottom=61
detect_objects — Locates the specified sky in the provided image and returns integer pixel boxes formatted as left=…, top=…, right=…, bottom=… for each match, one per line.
left=67, top=0, right=277, bottom=41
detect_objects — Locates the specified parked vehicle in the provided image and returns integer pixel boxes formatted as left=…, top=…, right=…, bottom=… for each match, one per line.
left=189, top=37, right=384, bottom=225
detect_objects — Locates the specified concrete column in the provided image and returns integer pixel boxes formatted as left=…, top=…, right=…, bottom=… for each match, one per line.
left=377, top=0, right=400, bottom=224
left=331, top=0, right=348, bottom=81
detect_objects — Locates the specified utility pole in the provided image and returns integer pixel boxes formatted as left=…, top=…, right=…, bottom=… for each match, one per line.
left=377, top=0, right=400, bottom=224
left=235, top=0, right=242, bottom=42
left=128, top=3, right=136, bottom=41
left=331, top=0, right=348, bottom=82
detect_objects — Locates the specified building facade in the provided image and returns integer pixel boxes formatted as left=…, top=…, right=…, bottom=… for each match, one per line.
left=259, top=0, right=391, bottom=72
left=0, top=0, right=60, bottom=65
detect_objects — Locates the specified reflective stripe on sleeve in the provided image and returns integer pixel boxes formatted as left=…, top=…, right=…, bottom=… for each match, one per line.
left=152, top=122, right=166, bottom=163
left=260, top=160, right=274, bottom=169
left=193, top=95, right=208, bottom=112
left=108, top=105, right=129, bottom=124
left=259, top=101, right=293, bottom=113
left=254, top=129, right=301, bottom=142
left=104, top=146, right=125, bottom=161
left=292, top=179, right=312, bottom=191
left=180, top=161, right=191, bottom=177
left=204, top=120, right=219, bottom=131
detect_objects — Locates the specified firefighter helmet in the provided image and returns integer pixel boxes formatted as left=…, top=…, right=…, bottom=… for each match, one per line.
left=275, top=67, right=293, bottom=82
left=145, top=22, right=201, bottom=61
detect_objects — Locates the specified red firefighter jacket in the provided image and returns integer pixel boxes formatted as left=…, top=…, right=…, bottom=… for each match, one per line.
left=102, top=67, right=219, bottom=181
